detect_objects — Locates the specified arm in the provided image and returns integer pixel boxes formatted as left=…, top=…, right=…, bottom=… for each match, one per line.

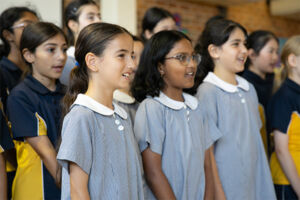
left=204, top=147, right=214, bottom=200
left=274, top=130, right=300, bottom=198
left=26, top=136, right=61, bottom=187
left=142, top=148, right=176, bottom=200
left=69, top=162, right=90, bottom=200
left=209, top=145, right=226, bottom=200
left=0, top=153, right=7, bottom=200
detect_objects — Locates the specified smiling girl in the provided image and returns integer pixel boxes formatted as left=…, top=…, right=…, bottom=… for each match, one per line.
left=195, top=19, right=276, bottom=199
left=7, top=22, right=67, bottom=200
left=57, top=23, right=145, bottom=199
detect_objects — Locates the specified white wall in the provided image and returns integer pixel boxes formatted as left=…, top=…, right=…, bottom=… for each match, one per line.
left=0, top=0, right=62, bottom=27
left=101, top=0, right=137, bottom=35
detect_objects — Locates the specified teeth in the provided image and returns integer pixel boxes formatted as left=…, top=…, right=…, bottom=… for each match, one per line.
left=187, top=72, right=194, bottom=75
left=122, top=73, right=129, bottom=77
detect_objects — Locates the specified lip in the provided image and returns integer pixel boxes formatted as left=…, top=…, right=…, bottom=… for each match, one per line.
left=122, top=71, right=133, bottom=80
left=184, top=71, right=196, bottom=79
left=52, top=65, right=63, bottom=73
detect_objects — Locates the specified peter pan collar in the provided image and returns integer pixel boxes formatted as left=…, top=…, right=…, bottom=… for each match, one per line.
left=73, top=94, right=127, bottom=119
left=204, top=72, right=249, bottom=93
left=154, top=92, right=198, bottom=110
left=113, top=90, right=136, bottom=104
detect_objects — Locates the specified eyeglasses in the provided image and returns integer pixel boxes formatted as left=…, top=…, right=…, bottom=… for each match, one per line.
left=11, top=21, right=33, bottom=30
left=165, top=53, right=201, bottom=66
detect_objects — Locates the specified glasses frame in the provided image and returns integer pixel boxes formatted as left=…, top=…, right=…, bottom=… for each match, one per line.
left=165, top=53, right=201, bottom=66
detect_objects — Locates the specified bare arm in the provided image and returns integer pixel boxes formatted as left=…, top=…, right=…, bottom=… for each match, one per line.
left=0, top=153, right=7, bottom=200
left=69, top=162, right=90, bottom=200
left=142, top=148, right=176, bottom=200
left=274, top=130, right=300, bottom=198
left=204, top=147, right=214, bottom=200
left=26, top=136, right=61, bottom=187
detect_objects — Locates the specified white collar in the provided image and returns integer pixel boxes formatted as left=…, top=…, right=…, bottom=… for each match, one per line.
left=204, top=72, right=249, bottom=93
left=154, top=92, right=198, bottom=110
left=67, top=46, right=75, bottom=58
left=73, top=94, right=127, bottom=119
left=113, top=90, right=136, bottom=104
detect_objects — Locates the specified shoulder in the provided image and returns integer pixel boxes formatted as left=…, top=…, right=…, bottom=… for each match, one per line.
left=139, top=97, right=164, bottom=110
left=8, top=81, right=33, bottom=104
left=196, top=82, right=219, bottom=102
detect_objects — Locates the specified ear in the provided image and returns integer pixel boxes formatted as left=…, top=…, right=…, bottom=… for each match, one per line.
left=157, top=63, right=165, bottom=76
left=144, top=30, right=153, bottom=40
left=2, top=30, right=14, bottom=43
left=248, top=49, right=257, bottom=60
left=22, top=48, right=35, bottom=63
left=67, top=19, right=79, bottom=34
left=287, top=53, right=297, bottom=68
left=208, top=44, right=221, bottom=59
left=85, top=52, right=99, bottom=72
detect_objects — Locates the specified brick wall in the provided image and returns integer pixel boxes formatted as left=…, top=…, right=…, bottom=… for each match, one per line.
left=137, top=0, right=300, bottom=43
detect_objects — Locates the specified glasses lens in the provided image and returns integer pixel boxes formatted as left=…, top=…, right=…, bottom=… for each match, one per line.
left=192, top=54, right=201, bottom=65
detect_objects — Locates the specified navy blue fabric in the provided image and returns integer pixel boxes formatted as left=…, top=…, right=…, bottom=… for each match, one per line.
left=7, top=75, right=65, bottom=199
left=242, top=69, right=274, bottom=109
left=267, top=78, right=300, bottom=134
left=0, top=57, right=23, bottom=91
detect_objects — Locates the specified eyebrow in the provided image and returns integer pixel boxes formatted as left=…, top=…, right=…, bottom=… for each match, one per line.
left=230, top=39, right=243, bottom=42
left=44, top=43, right=67, bottom=46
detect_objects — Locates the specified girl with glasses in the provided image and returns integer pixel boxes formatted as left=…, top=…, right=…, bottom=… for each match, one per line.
left=131, top=30, right=224, bottom=200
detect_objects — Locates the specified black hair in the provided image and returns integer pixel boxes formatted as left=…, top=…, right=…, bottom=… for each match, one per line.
left=64, top=0, right=98, bottom=46
left=132, top=35, right=143, bottom=43
left=141, top=7, right=175, bottom=42
left=194, top=19, right=247, bottom=87
left=0, top=7, right=37, bottom=58
left=131, top=30, right=192, bottom=102
left=20, top=22, right=67, bottom=74
left=63, top=22, right=131, bottom=115
left=245, top=30, right=279, bottom=68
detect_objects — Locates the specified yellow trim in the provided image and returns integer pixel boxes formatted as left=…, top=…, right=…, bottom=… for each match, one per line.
left=258, top=105, right=268, bottom=156
left=35, top=113, right=47, bottom=136
left=0, top=145, right=3, bottom=153
left=271, top=112, right=300, bottom=185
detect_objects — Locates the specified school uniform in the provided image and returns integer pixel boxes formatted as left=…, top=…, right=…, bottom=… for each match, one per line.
left=60, top=46, right=76, bottom=86
left=267, top=78, right=300, bottom=199
left=57, top=94, right=145, bottom=200
left=0, top=57, right=23, bottom=91
left=113, top=89, right=139, bottom=125
left=134, top=92, right=220, bottom=200
left=243, top=69, right=274, bottom=155
left=196, top=72, right=276, bottom=200
left=7, top=75, right=65, bottom=200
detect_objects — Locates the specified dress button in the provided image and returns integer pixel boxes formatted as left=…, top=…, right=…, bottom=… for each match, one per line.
left=115, top=119, right=120, bottom=125
left=241, top=98, right=246, bottom=103
left=187, top=110, right=190, bottom=115
left=118, top=125, right=124, bottom=131
left=187, top=117, right=190, bottom=121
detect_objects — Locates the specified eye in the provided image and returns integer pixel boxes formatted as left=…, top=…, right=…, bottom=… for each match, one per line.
left=47, top=48, right=55, bottom=53
left=118, top=54, right=125, bottom=58
left=62, top=47, right=68, bottom=53
left=177, top=54, right=188, bottom=62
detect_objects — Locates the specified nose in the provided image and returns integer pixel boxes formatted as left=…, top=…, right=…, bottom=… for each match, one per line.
left=127, top=56, right=135, bottom=70
left=241, top=44, right=248, bottom=54
left=58, top=49, right=67, bottom=62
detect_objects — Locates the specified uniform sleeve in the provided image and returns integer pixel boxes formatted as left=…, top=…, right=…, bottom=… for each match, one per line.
left=7, top=91, right=42, bottom=139
left=196, top=84, right=223, bottom=145
left=267, top=93, right=291, bottom=134
left=134, top=99, right=165, bottom=155
left=57, top=109, right=93, bottom=175
left=0, top=112, right=14, bottom=152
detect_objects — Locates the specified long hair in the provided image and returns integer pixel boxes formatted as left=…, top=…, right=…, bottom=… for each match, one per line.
left=194, top=19, right=247, bottom=88
left=131, top=30, right=191, bottom=102
left=62, top=22, right=131, bottom=116
left=0, top=7, right=37, bottom=58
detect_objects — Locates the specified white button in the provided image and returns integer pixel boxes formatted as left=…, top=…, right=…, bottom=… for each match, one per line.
left=183, top=104, right=187, bottom=109
left=118, top=125, right=124, bottom=131
left=187, top=117, right=190, bottom=121
left=241, top=99, right=246, bottom=103
left=115, top=119, right=120, bottom=125
left=187, top=110, right=190, bottom=115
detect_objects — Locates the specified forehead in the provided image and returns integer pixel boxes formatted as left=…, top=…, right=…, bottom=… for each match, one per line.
left=105, top=33, right=133, bottom=52
left=39, top=34, right=67, bottom=46
left=156, top=17, right=175, bottom=28
left=78, top=4, right=99, bottom=15
left=227, top=28, right=246, bottom=41
left=168, top=39, right=193, bottom=54
left=16, top=11, right=38, bottom=23
left=264, top=38, right=279, bottom=48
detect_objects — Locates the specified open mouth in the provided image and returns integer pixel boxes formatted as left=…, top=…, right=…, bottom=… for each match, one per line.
left=52, top=65, right=63, bottom=72
left=122, top=73, right=130, bottom=78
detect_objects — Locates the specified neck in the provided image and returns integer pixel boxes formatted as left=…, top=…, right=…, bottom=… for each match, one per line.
left=118, top=88, right=132, bottom=96
left=32, top=72, right=56, bottom=91
left=288, top=73, right=300, bottom=86
left=85, top=79, right=114, bottom=110
left=249, top=65, right=266, bottom=79
left=162, top=86, right=184, bottom=102
left=7, top=46, right=27, bottom=71
left=214, top=65, right=237, bottom=85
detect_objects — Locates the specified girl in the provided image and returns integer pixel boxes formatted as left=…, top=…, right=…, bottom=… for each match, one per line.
left=7, top=22, right=68, bottom=200
left=131, top=30, right=223, bottom=200
left=268, top=35, right=300, bottom=200
left=60, top=0, right=101, bottom=85
left=195, top=19, right=276, bottom=199
left=141, top=7, right=177, bottom=42
left=57, top=23, right=145, bottom=199
left=243, top=30, right=279, bottom=109
left=113, top=35, right=144, bottom=124
left=0, top=6, right=39, bottom=91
